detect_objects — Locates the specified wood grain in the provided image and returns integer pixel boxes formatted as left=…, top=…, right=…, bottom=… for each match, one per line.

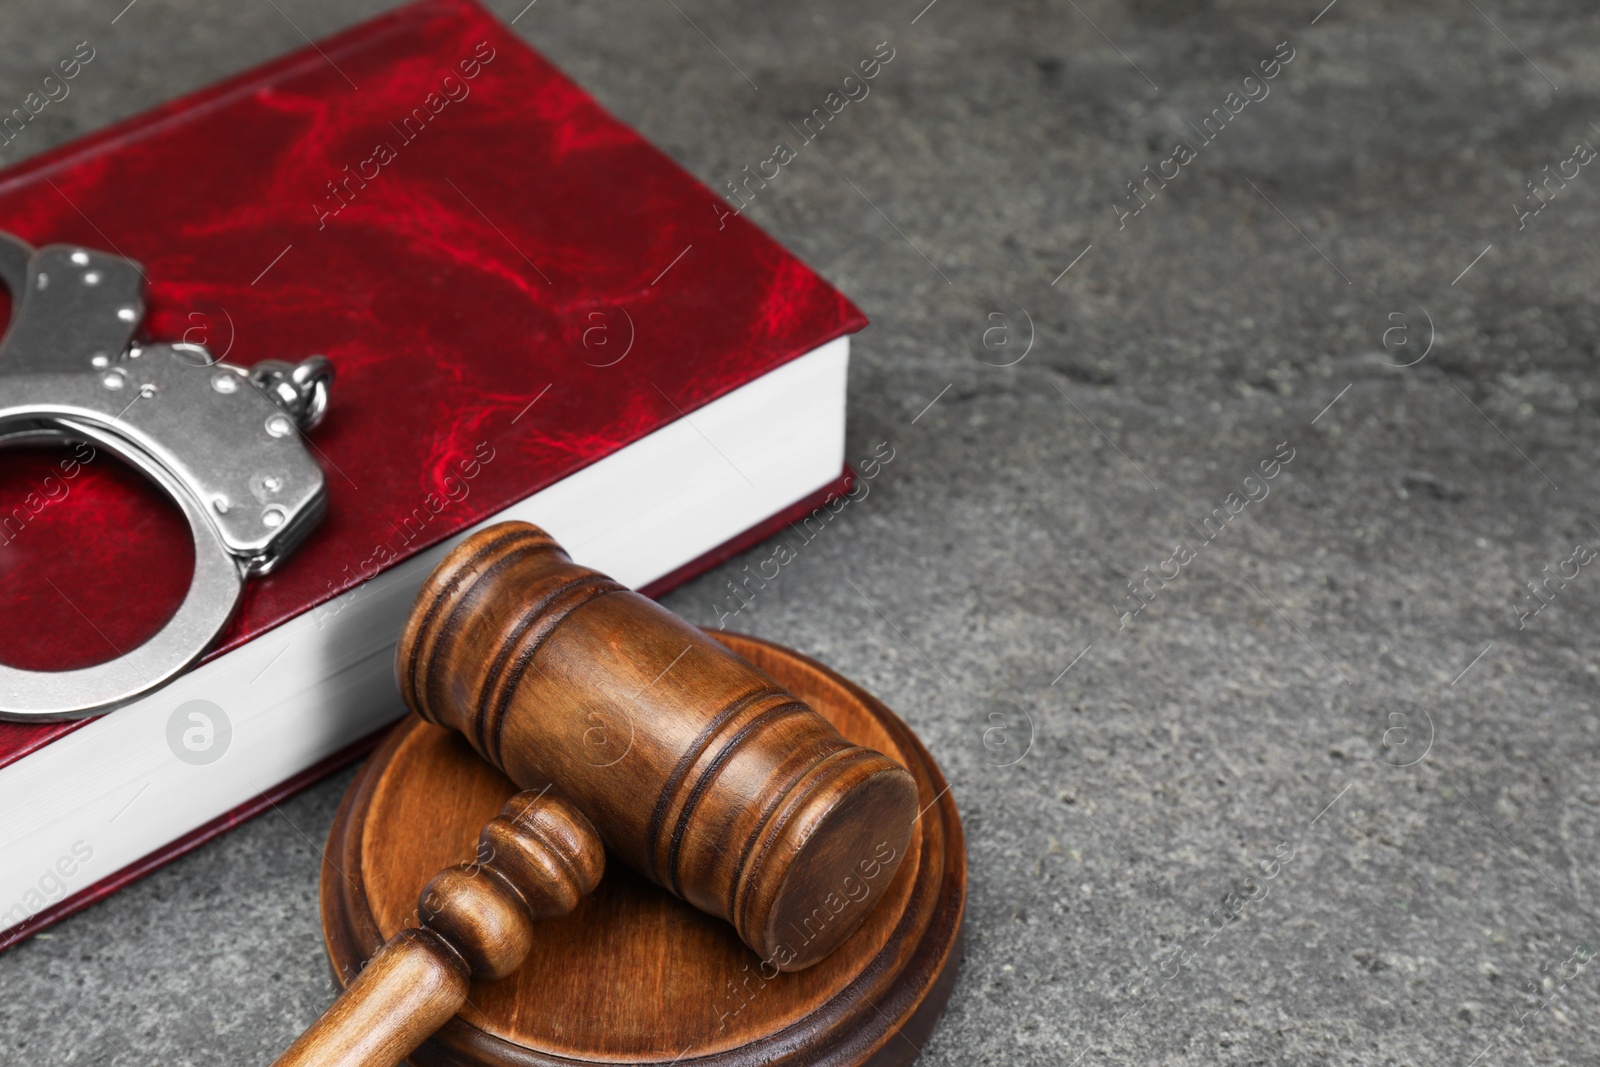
left=395, top=522, right=920, bottom=970
left=321, top=631, right=966, bottom=1067
left=273, top=791, right=603, bottom=1067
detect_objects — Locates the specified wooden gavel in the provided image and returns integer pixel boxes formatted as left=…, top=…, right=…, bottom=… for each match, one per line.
left=272, top=522, right=919, bottom=1067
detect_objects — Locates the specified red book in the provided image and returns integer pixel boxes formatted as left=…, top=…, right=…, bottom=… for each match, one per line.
left=0, top=0, right=864, bottom=950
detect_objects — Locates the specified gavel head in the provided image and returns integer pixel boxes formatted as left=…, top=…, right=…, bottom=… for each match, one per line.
left=396, top=522, right=918, bottom=972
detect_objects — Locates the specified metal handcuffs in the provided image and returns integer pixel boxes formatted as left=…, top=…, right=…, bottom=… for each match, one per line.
left=0, top=233, right=329, bottom=720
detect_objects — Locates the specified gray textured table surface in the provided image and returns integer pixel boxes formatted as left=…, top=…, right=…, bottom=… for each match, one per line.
left=3, top=1, right=1599, bottom=1064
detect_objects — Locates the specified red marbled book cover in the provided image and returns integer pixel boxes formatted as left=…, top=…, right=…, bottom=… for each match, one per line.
left=0, top=0, right=865, bottom=766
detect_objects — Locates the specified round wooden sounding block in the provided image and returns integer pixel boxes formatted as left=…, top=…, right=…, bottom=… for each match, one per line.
left=322, top=632, right=966, bottom=1067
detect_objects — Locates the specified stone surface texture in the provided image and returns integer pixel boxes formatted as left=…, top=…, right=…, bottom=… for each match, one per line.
left=2, top=1, right=1599, bottom=1064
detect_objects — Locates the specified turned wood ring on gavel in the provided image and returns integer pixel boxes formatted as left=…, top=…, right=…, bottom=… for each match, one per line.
left=272, top=521, right=919, bottom=1067
left=401, top=520, right=919, bottom=967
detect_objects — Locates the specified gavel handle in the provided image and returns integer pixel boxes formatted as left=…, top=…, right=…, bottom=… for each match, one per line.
left=270, top=790, right=605, bottom=1067
left=270, top=929, right=473, bottom=1067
